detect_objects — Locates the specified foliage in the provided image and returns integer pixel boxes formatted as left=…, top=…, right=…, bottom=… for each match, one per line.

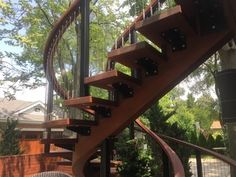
left=184, top=52, right=220, bottom=95
left=143, top=101, right=192, bottom=177
left=0, top=0, right=134, bottom=99
left=0, top=1, right=66, bottom=98
left=116, top=135, right=153, bottom=177
left=0, top=118, right=21, bottom=156
left=121, top=0, right=148, bottom=17
left=168, top=92, right=219, bottom=133
left=190, top=131, right=225, bottom=150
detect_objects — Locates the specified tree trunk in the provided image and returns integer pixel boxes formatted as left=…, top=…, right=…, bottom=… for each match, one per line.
left=218, top=41, right=236, bottom=177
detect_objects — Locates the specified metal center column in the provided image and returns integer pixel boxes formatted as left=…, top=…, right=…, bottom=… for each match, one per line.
left=80, top=0, right=90, bottom=96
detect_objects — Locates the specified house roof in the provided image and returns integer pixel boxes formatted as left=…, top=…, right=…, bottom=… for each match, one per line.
left=0, top=98, right=33, bottom=113
left=0, top=98, right=46, bottom=123
left=210, top=120, right=222, bottom=130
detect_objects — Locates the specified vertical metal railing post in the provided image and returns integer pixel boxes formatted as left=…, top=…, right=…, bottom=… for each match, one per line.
left=162, top=150, right=170, bottom=177
left=45, top=71, right=53, bottom=153
left=100, top=138, right=111, bottom=177
left=129, top=29, right=138, bottom=139
left=80, top=0, right=90, bottom=97
left=196, top=150, right=203, bottom=177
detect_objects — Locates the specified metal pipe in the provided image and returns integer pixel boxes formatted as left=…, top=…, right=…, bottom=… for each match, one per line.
left=80, top=0, right=90, bottom=96
left=196, top=150, right=203, bottom=177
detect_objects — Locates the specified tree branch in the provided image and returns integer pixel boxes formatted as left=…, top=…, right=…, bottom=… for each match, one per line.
left=35, top=1, right=53, bottom=27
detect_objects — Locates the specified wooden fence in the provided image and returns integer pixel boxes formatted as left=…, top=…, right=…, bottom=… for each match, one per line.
left=0, top=154, right=64, bottom=177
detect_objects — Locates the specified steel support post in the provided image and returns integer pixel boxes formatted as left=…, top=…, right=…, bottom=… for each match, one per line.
left=100, top=138, right=111, bottom=177
left=196, top=150, right=203, bottom=177
left=80, top=0, right=90, bottom=96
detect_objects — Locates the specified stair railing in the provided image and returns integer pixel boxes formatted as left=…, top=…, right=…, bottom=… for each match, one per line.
left=135, top=118, right=236, bottom=177
left=44, top=0, right=81, bottom=99
left=135, top=119, right=186, bottom=177
left=158, top=134, right=236, bottom=177
left=108, top=0, right=161, bottom=71
left=43, top=0, right=162, bottom=97
left=112, top=0, right=160, bottom=50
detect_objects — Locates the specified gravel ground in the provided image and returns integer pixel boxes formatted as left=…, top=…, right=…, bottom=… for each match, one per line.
left=189, top=158, right=231, bottom=177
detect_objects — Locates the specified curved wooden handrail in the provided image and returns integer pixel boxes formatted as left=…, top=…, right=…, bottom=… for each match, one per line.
left=135, top=119, right=185, bottom=177
left=158, top=134, right=236, bottom=168
left=43, top=0, right=81, bottom=98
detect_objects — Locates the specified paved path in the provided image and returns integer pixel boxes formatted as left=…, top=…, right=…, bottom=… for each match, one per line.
left=189, top=158, right=230, bottom=177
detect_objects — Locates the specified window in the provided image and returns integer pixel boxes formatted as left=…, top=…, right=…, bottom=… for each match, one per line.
left=34, top=107, right=41, bottom=112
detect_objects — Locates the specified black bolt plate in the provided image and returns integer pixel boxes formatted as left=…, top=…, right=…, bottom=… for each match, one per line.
left=91, top=106, right=111, bottom=118
left=67, top=126, right=91, bottom=136
left=161, top=27, right=187, bottom=52
left=136, top=57, right=158, bottom=76
left=194, top=0, right=225, bottom=34
left=112, top=82, right=134, bottom=98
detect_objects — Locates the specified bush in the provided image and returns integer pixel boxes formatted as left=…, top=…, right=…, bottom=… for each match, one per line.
left=0, top=118, right=21, bottom=156
left=117, top=139, right=153, bottom=177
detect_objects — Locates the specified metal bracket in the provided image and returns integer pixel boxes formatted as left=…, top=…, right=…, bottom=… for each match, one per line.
left=161, top=27, right=187, bottom=52
left=112, top=82, right=134, bottom=97
left=136, top=57, right=158, bottom=76
left=91, top=106, right=112, bottom=118
left=67, top=126, right=91, bottom=136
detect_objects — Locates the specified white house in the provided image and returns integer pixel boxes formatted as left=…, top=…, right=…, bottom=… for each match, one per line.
left=0, top=98, right=63, bottom=139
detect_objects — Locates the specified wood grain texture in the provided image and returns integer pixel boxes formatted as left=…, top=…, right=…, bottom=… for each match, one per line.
left=64, top=96, right=118, bottom=108
left=108, top=41, right=165, bottom=69
left=73, top=29, right=233, bottom=176
left=41, top=138, right=78, bottom=145
left=135, top=5, right=195, bottom=55
left=85, top=70, right=141, bottom=90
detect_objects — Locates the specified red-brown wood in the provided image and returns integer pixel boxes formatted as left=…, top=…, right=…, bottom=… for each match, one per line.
left=175, top=0, right=196, bottom=23
left=42, top=1, right=236, bottom=176
left=73, top=29, right=233, bottom=177
left=45, top=152, right=73, bottom=161
left=135, top=5, right=195, bottom=55
left=44, top=0, right=81, bottom=99
left=41, top=138, right=78, bottom=145
left=64, top=96, right=118, bottom=108
left=112, top=0, right=159, bottom=49
left=20, top=140, right=44, bottom=154
left=108, top=41, right=165, bottom=69
left=57, top=161, right=72, bottom=166
left=0, top=154, right=59, bottom=177
left=85, top=70, right=141, bottom=90
left=42, top=118, right=97, bottom=128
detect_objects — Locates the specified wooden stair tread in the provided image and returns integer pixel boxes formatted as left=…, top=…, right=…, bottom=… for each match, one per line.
left=135, top=5, right=195, bottom=53
left=73, top=30, right=233, bottom=169
left=41, top=138, right=78, bottom=144
left=64, top=96, right=118, bottom=108
left=44, top=151, right=72, bottom=161
left=108, top=41, right=164, bottom=68
left=85, top=70, right=141, bottom=90
left=57, top=161, right=72, bottom=166
left=90, top=159, right=122, bottom=168
left=42, top=118, right=97, bottom=128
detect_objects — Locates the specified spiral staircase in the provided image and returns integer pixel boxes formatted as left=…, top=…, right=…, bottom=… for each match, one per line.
left=41, top=0, right=236, bottom=176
